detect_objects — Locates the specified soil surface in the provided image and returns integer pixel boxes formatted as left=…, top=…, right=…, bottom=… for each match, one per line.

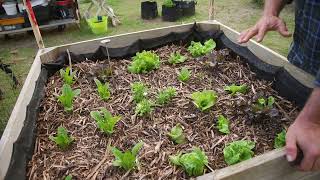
left=27, top=44, right=299, bottom=179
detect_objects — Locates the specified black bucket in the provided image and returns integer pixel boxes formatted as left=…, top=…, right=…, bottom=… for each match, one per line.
left=173, top=0, right=196, bottom=16
left=141, top=1, right=158, bottom=20
left=162, top=5, right=181, bottom=22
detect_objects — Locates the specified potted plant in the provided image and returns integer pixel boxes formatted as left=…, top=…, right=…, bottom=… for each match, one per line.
left=162, top=0, right=181, bottom=22
left=141, top=0, right=158, bottom=20
left=173, top=0, right=196, bottom=16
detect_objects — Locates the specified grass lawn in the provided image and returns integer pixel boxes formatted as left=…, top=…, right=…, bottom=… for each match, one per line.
left=0, top=0, right=294, bottom=135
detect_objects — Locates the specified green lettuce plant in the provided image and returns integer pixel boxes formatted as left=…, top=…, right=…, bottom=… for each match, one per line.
left=111, top=141, right=144, bottom=171
left=168, top=52, right=187, bottom=64
left=128, top=50, right=160, bottom=74
left=49, top=126, right=74, bottom=150
left=178, top=67, right=191, bottom=82
left=224, top=84, right=248, bottom=96
left=163, top=0, right=175, bottom=7
left=131, top=82, right=148, bottom=103
left=135, top=99, right=153, bottom=116
left=90, top=108, right=121, bottom=134
left=60, top=67, right=77, bottom=85
left=187, top=39, right=216, bottom=57
left=223, top=140, right=255, bottom=165
left=191, top=90, right=218, bottom=111
left=168, top=123, right=186, bottom=144
left=253, top=96, right=275, bottom=111
left=170, top=147, right=208, bottom=176
left=274, top=130, right=286, bottom=149
left=217, top=115, right=230, bottom=134
left=58, top=84, right=81, bottom=112
left=94, top=78, right=111, bottom=101
left=156, top=87, right=176, bottom=105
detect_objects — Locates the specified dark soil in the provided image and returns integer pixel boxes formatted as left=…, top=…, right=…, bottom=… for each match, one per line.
left=27, top=44, right=299, bottom=179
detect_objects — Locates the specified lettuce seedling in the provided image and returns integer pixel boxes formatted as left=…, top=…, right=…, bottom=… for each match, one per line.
left=217, top=115, right=230, bottom=134
left=131, top=82, right=148, bottom=103
left=65, top=175, right=72, bottom=180
left=170, top=147, right=208, bottom=176
left=135, top=99, right=153, bottom=116
left=111, top=141, right=144, bottom=171
left=163, top=0, right=175, bottom=7
left=156, top=87, right=176, bottom=105
left=223, top=140, right=255, bottom=165
left=187, top=39, right=216, bottom=57
left=90, top=108, right=121, bottom=134
left=94, top=78, right=111, bottom=101
left=224, top=84, right=248, bottom=96
left=168, top=52, right=187, bottom=64
left=168, top=123, right=186, bottom=144
left=178, top=67, right=191, bottom=82
left=49, top=126, right=74, bottom=150
left=128, top=51, right=160, bottom=74
left=253, top=96, right=275, bottom=112
left=58, top=84, right=81, bottom=112
left=274, top=130, right=286, bottom=149
left=191, top=90, right=218, bottom=111
left=60, top=67, right=77, bottom=85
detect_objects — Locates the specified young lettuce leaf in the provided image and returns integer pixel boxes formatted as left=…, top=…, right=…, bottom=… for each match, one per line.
left=253, top=96, right=275, bottom=112
left=94, top=78, right=111, bottom=101
left=224, top=84, right=248, bottom=96
left=156, top=87, right=176, bottom=105
left=187, top=39, right=216, bottom=57
left=191, top=90, right=218, bottom=111
left=223, top=140, right=255, bottom=165
left=217, top=115, right=230, bottom=134
left=135, top=99, right=153, bottom=116
left=128, top=50, right=160, bottom=74
left=170, top=147, right=208, bottom=176
left=60, top=67, right=77, bottom=85
left=168, top=123, right=186, bottom=144
left=64, top=175, right=72, bottom=180
left=274, top=130, right=286, bottom=149
left=49, top=126, right=74, bottom=150
left=131, top=82, right=148, bottom=103
left=111, top=141, right=144, bottom=171
left=168, top=52, right=187, bottom=64
left=58, top=84, right=81, bottom=112
left=178, top=67, right=191, bottom=82
left=90, top=108, right=121, bottom=134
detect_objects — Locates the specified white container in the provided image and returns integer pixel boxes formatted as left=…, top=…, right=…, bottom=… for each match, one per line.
left=2, top=2, right=18, bottom=16
left=17, top=3, right=24, bottom=13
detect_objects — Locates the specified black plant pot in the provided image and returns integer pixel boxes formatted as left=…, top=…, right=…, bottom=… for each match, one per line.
left=173, top=0, right=196, bottom=16
left=162, top=5, right=181, bottom=22
left=141, top=1, right=158, bottom=20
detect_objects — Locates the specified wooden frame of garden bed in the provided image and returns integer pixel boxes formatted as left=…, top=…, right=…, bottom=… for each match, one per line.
left=0, top=21, right=319, bottom=180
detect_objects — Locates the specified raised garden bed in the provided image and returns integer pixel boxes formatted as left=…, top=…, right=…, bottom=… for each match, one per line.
left=1, top=22, right=319, bottom=180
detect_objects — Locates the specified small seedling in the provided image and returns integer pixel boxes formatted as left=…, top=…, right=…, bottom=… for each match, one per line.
left=94, top=78, right=111, bottom=101
left=163, top=0, right=175, bottom=7
left=168, top=123, right=186, bottom=144
left=253, top=96, right=275, bottom=112
left=217, top=115, right=230, bottom=134
left=191, top=90, right=218, bottom=111
left=224, top=84, right=248, bottom=96
left=135, top=99, right=153, bottom=116
left=111, top=141, right=144, bottom=171
left=187, top=39, right=216, bottom=57
left=131, top=82, right=148, bottom=103
left=178, top=67, right=191, bottom=82
left=274, top=130, right=286, bottom=149
left=90, top=108, right=121, bottom=134
left=170, top=147, right=208, bottom=176
left=60, top=67, right=77, bottom=85
left=168, top=52, right=187, bottom=64
left=65, top=175, right=72, bottom=180
left=156, top=87, right=176, bottom=105
left=49, top=126, right=74, bottom=150
left=128, top=50, right=160, bottom=74
left=223, top=140, right=255, bottom=165
left=58, top=84, right=81, bottom=112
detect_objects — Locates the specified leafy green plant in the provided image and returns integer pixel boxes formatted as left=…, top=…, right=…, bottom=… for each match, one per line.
left=224, top=84, right=248, bottom=96
left=49, top=126, right=74, bottom=150
left=170, top=147, right=208, bottom=176
left=135, top=99, right=153, bottom=116
left=163, top=0, right=175, bottom=7
left=253, top=96, right=275, bottom=111
left=58, top=84, right=81, bottom=112
left=131, top=82, right=148, bottom=103
left=111, top=141, right=144, bottom=171
left=168, top=52, right=187, bottom=64
left=223, top=140, right=255, bottom=165
left=217, top=115, right=230, bottom=134
left=168, top=123, right=186, bottom=144
left=274, top=130, right=286, bottom=149
left=191, top=90, right=218, bottom=111
left=128, top=50, right=160, bottom=74
left=60, top=67, right=77, bottom=85
left=65, top=175, right=72, bottom=180
left=156, top=87, right=176, bottom=105
left=94, top=78, right=111, bottom=101
left=187, top=39, right=216, bottom=57
left=178, top=67, right=191, bottom=82
left=90, top=108, right=121, bottom=134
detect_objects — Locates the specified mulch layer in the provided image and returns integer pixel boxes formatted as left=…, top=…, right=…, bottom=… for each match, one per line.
left=27, top=44, right=299, bottom=179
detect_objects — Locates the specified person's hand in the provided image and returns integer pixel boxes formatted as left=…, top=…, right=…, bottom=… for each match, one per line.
left=286, top=111, right=320, bottom=171
left=237, top=15, right=291, bottom=43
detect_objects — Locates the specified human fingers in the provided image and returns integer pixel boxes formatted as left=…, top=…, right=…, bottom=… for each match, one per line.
left=286, top=128, right=298, bottom=163
left=312, top=157, right=320, bottom=171
left=298, top=150, right=317, bottom=171
left=240, top=27, right=259, bottom=44
left=277, top=20, right=291, bottom=37
left=238, top=29, right=250, bottom=43
left=256, top=25, right=267, bottom=42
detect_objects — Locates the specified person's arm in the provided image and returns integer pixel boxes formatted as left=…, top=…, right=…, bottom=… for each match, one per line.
left=286, top=87, right=320, bottom=171
left=238, top=0, right=291, bottom=43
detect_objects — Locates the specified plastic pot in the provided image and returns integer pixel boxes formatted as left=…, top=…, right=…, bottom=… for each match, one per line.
left=173, top=0, right=196, bottom=16
left=141, top=1, right=158, bottom=20
left=87, top=16, right=108, bottom=35
left=162, top=5, right=181, bottom=22
left=2, top=2, right=18, bottom=15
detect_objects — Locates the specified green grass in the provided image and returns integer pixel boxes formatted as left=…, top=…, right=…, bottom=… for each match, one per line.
left=0, top=0, right=294, bottom=135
